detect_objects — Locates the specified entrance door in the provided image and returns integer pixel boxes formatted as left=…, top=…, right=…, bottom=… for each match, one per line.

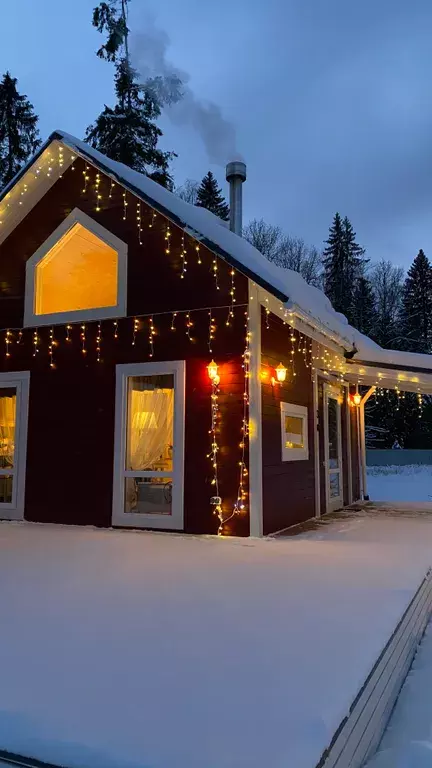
left=324, top=386, right=343, bottom=512
left=0, top=371, right=30, bottom=521
left=112, top=361, right=185, bottom=529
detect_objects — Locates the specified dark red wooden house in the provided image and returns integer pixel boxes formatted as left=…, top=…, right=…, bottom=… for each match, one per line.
left=1, top=131, right=431, bottom=536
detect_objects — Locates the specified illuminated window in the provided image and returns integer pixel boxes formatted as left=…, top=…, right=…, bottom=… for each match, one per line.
left=24, top=208, right=127, bottom=326
left=280, top=402, right=309, bottom=461
left=113, top=361, right=186, bottom=531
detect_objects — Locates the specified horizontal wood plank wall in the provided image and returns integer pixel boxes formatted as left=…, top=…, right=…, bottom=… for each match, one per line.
left=0, top=160, right=249, bottom=535
left=350, top=392, right=361, bottom=501
left=261, top=311, right=316, bottom=534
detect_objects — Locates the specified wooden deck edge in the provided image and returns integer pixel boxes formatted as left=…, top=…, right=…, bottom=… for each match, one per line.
left=315, top=567, right=432, bottom=768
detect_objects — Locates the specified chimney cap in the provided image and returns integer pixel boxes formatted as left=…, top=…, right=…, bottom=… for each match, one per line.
left=226, top=160, right=246, bottom=183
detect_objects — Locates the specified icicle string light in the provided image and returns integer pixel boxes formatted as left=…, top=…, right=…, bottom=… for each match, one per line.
left=196, top=244, right=202, bottom=265
left=5, top=330, right=11, bottom=359
left=122, top=191, right=128, bottom=220
left=132, top=317, right=139, bottom=345
left=95, top=172, right=102, bottom=212
left=212, top=255, right=219, bottom=290
left=81, top=324, right=87, bottom=354
left=49, top=327, right=55, bottom=368
left=113, top=320, right=118, bottom=340
left=96, top=321, right=102, bottom=362
left=137, top=202, right=143, bottom=245
left=180, top=233, right=187, bottom=278
left=16, top=330, right=23, bottom=345
left=109, top=180, right=115, bottom=199
left=82, top=164, right=90, bottom=194
left=208, top=311, right=216, bottom=353
left=171, top=312, right=177, bottom=331
left=33, top=329, right=39, bottom=356
left=65, top=324, right=72, bottom=342
left=149, top=316, right=155, bottom=357
left=165, top=224, right=171, bottom=255
left=185, top=312, right=193, bottom=341
left=149, top=211, right=156, bottom=228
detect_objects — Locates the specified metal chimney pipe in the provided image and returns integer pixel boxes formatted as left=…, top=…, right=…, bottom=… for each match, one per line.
left=226, top=160, right=246, bottom=236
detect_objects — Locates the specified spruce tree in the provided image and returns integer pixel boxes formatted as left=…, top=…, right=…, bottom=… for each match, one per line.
left=0, top=72, right=40, bottom=189
left=401, top=249, right=432, bottom=353
left=196, top=171, right=229, bottom=220
left=351, top=276, right=374, bottom=335
left=323, top=213, right=365, bottom=323
left=85, top=1, right=176, bottom=188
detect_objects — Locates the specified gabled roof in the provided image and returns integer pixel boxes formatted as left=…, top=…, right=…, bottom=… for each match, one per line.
left=0, top=130, right=358, bottom=348
left=2, top=129, right=432, bottom=383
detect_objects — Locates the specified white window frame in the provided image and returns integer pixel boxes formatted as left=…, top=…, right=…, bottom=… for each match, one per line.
left=280, top=402, right=309, bottom=462
left=112, top=361, right=186, bottom=530
left=24, top=207, right=128, bottom=327
left=0, top=371, right=30, bottom=521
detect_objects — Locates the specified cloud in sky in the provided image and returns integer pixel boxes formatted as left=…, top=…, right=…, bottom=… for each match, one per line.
left=2, top=0, right=432, bottom=267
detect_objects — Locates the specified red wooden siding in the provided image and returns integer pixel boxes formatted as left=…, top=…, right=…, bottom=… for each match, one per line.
left=261, top=311, right=316, bottom=534
left=0, top=159, right=249, bottom=535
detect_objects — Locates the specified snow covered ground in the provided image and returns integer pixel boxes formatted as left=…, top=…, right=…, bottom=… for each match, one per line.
left=367, top=464, right=432, bottom=503
left=367, top=620, right=432, bottom=767
left=0, top=517, right=432, bottom=768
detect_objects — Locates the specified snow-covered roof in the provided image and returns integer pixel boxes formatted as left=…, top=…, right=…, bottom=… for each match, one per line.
left=36, top=132, right=361, bottom=347
left=2, top=129, right=432, bottom=376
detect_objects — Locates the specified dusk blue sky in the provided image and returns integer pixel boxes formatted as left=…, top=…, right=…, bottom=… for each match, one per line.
left=2, top=0, right=432, bottom=269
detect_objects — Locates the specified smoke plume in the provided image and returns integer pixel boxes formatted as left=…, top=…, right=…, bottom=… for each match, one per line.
left=130, top=23, right=241, bottom=166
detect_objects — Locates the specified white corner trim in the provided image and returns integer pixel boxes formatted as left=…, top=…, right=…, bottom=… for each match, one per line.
left=248, top=281, right=263, bottom=537
left=0, top=371, right=30, bottom=521
left=313, top=370, right=321, bottom=517
left=24, top=207, right=128, bottom=327
left=112, top=360, right=185, bottom=530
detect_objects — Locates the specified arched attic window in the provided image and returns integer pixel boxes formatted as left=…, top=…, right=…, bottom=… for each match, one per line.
left=24, top=208, right=127, bottom=327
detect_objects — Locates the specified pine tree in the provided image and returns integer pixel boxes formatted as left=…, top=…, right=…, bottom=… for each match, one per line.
left=85, top=1, right=176, bottom=188
left=401, top=249, right=432, bottom=353
left=0, top=72, right=40, bottom=189
left=351, top=276, right=374, bottom=335
left=196, top=171, right=229, bottom=220
left=323, top=213, right=365, bottom=323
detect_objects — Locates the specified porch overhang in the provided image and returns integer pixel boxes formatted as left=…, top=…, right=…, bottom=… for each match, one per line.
left=343, top=359, right=432, bottom=394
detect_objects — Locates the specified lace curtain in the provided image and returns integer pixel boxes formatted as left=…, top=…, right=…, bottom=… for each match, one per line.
left=127, top=387, right=174, bottom=471
left=0, top=394, right=16, bottom=469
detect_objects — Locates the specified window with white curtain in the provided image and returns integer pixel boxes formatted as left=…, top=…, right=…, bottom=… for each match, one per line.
left=125, top=374, right=175, bottom=517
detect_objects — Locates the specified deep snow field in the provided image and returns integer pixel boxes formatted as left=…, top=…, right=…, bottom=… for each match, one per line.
left=0, top=516, right=431, bottom=768
left=367, top=464, right=432, bottom=503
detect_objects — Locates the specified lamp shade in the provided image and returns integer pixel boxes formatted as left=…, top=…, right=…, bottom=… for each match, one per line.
left=207, top=360, right=218, bottom=381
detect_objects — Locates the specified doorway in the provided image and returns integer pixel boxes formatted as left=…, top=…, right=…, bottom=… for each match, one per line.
left=112, top=361, right=185, bottom=529
left=324, top=384, right=344, bottom=512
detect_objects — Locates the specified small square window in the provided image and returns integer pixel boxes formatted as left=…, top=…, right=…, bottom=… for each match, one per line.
left=281, top=402, right=309, bottom=461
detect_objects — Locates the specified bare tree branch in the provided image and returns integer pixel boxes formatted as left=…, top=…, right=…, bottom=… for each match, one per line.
left=243, top=219, right=322, bottom=287
left=175, top=178, right=199, bottom=205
